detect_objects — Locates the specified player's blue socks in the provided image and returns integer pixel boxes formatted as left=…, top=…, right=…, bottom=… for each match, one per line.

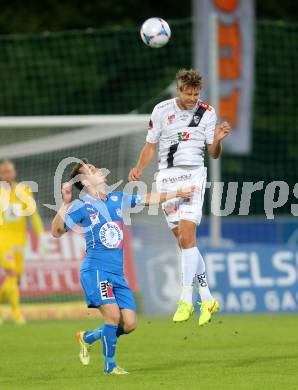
left=102, top=324, right=118, bottom=372
left=83, top=325, right=128, bottom=346
left=83, top=326, right=103, bottom=344
left=116, top=326, right=128, bottom=338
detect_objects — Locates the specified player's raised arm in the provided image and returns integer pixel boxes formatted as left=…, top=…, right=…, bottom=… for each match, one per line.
left=128, top=142, right=157, bottom=181
left=51, top=182, right=73, bottom=238
left=141, top=186, right=197, bottom=205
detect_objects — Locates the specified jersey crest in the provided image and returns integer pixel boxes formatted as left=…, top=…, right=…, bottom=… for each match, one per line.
left=99, top=221, right=123, bottom=249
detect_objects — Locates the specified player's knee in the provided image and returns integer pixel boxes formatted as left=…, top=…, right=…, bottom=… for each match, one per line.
left=102, top=310, right=121, bottom=325
left=123, top=317, right=137, bottom=333
left=111, top=313, right=121, bottom=325
left=178, top=233, right=195, bottom=249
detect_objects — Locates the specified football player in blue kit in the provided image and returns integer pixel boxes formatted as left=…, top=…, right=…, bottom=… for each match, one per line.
left=51, top=158, right=194, bottom=375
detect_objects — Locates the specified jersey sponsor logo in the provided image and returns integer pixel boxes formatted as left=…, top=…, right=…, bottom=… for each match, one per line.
left=89, top=212, right=100, bottom=225
left=110, top=195, right=118, bottom=202
left=167, top=114, right=176, bottom=124
left=116, top=208, right=122, bottom=218
left=162, top=173, right=192, bottom=184
left=99, top=280, right=114, bottom=300
left=169, top=131, right=191, bottom=145
left=178, top=131, right=190, bottom=142
left=99, top=222, right=123, bottom=248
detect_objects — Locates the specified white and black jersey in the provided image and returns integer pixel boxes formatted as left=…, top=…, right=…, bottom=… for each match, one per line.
left=146, top=98, right=217, bottom=170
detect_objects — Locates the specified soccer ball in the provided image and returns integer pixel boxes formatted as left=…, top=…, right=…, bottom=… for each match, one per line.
left=140, top=18, right=171, bottom=48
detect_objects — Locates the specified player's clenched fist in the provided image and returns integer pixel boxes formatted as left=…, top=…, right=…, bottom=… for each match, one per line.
left=61, top=182, right=72, bottom=204
left=128, top=167, right=142, bottom=182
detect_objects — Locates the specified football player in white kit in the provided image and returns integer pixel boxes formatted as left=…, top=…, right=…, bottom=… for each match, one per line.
left=128, top=69, right=230, bottom=326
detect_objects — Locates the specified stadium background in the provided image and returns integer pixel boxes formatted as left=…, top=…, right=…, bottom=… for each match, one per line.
left=0, top=0, right=297, bottom=318
left=1, top=2, right=298, bottom=389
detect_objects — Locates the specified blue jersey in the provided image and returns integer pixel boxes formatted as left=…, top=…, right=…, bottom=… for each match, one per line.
left=65, top=191, right=142, bottom=275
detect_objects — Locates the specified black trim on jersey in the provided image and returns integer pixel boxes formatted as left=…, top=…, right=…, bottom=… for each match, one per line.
left=188, top=104, right=207, bottom=127
left=166, top=143, right=179, bottom=168
left=166, top=104, right=207, bottom=168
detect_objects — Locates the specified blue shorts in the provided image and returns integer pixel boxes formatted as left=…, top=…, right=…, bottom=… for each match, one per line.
left=80, top=269, right=136, bottom=312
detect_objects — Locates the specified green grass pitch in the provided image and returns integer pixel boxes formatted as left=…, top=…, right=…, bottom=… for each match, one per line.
left=1, top=314, right=298, bottom=390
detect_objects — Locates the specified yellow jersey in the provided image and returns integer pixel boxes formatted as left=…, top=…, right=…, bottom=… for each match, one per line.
left=0, top=183, right=43, bottom=248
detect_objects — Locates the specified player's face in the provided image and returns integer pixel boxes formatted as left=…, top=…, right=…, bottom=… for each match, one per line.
left=79, top=163, right=106, bottom=189
left=0, top=162, right=17, bottom=183
left=176, top=86, right=200, bottom=110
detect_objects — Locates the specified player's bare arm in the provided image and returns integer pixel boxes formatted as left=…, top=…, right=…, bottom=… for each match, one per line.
left=208, top=121, right=231, bottom=159
left=142, top=186, right=197, bottom=205
left=51, top=182, right=73, bottom=238
left=128, top=142, right=156, bottom=181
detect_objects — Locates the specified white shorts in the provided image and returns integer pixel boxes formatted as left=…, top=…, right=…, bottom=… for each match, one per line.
left=156, top=166, right=207, bottom=230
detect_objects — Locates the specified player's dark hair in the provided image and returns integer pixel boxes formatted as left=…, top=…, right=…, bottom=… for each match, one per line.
left=176, top=68, right=203, bottom=90
left=69, top=158, right=89, bottom=191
